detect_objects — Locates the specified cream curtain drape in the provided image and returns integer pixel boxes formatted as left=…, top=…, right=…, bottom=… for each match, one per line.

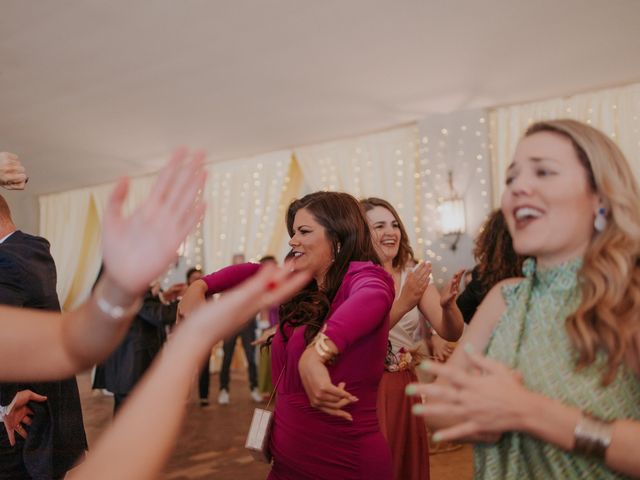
left=202, top=150, right=295, bottom=273
left=41, top=82, right=640, bottom=303
left=489, top=82, right=640, bottom=206
left=39, top=173, right=162, bottom=309
left=416, top=109, right=493, bottom=284
left=295, top=125, right=421, bottom=250
left=39, top=188, right=96, bottom=310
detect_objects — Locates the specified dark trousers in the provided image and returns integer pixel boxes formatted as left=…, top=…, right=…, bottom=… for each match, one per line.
left=0, top=433, right=30, bottom=480
left=219, top=320, right=257, bottom=391
left=198, top=358, right=210, bottom=400
left=0, top=431, right=65, bottom=480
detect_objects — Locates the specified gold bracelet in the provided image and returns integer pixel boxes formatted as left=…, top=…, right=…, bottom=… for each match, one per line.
left=573, top=412, right=614, bottom=459
left=311, top=332, right=337, bottom=365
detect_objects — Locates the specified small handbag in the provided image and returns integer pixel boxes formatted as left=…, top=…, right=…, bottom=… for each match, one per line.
left=245, top=367, right=284, bottom=463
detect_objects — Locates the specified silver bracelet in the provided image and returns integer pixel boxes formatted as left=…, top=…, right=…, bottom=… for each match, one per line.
left=573, top=412, right=614, bottom=459
left=94, top=290, right=142, bottom=321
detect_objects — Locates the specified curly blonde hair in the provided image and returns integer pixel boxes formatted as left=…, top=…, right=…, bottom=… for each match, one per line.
left=525, top=119, right=640, bottom=384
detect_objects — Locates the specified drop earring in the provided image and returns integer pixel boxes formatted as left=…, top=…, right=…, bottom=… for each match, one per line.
left=333, top=243, right=341, bottom=261
left=594, top=207, right=607, bottom=232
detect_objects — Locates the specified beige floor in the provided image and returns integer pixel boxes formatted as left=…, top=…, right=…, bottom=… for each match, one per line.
left=78, top=371, right=472, bottom=479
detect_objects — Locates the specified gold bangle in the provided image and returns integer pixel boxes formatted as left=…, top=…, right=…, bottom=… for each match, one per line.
left=573, top=412, right=614, bottom=459
left=311, top=332, right=337, bottom=365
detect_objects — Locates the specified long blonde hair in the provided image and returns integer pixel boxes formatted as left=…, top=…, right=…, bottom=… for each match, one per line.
left=525, top=119, right=640, bottom=384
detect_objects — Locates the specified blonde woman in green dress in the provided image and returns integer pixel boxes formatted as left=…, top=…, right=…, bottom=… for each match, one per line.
left=409, top=119, right=640, bottom=479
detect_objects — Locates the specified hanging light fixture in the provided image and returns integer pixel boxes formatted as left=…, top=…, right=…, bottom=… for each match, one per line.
left=437, top=171, right=466, bottom=251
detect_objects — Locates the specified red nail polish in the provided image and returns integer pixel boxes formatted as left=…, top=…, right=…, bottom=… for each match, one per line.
left=266, top=281, right=278, bottom=291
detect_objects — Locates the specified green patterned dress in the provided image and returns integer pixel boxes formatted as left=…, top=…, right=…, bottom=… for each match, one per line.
left=475, top=258, right=640, bottom=479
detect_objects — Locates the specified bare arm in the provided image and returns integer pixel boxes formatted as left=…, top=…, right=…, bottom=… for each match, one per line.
left=0, top=150, right=206, bottom=381
left=68, top=265, right=310, bottom=480
left=417, top=283, right=464, bottom=342
left=176, top=278, right=208, bottom=321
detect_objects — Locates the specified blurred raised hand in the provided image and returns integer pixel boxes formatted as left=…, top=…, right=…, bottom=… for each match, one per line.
left=440, top=269, right=464, bottom=309
left=102, top=149, right=206, bottom=296
left=0, top=152, right=28, bottom=190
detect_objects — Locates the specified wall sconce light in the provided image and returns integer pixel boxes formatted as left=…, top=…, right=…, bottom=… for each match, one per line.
left=438, top=171, right=466, bottom=251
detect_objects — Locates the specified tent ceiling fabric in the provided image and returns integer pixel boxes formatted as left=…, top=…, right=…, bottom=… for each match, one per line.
left=1, top=0, right=640, bottom=195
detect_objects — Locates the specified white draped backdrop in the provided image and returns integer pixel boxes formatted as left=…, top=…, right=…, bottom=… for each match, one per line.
left=490, top=82, right=640, bottom=205
left=40, top=81, right=640, bottom=309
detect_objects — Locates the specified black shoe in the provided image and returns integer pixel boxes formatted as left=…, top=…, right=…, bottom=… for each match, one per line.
left=199, top=398, right=210, bottom=406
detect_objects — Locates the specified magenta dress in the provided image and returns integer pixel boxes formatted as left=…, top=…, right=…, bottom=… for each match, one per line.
left=202, top=261, right=395, bottom=480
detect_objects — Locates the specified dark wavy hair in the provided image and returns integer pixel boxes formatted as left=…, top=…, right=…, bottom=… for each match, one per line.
left=474, top=209, right=525, bottom=295
left=279, top=191, right=380, bottom=344
left=360, top=197, right=415, bottom=269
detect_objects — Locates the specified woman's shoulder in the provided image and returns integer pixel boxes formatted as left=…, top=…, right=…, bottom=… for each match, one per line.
left=345, top=261, right=394, bottom=290
left=480, top=277, right=525, bottom=306
left=346, top=260, right=390, bottom=277
left=462, top=278, right=523, bottom=350
left=472, top=277, right=524, bottom=324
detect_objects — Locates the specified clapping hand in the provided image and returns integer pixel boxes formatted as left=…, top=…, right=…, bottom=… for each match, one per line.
left=397, top=262, right=432, bottom=312
left=408, top=347, right=528, bottom=443
left=101, top=149, right=206, bottom=297
left=440, top=269, right=464, bottom=309
left=430, top=334, right=455, bottom=362
left=0, top=152, right=28, bottom=190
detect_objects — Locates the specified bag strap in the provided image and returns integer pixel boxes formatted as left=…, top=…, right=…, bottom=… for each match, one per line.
left=265, top=366, right=285, bottom=410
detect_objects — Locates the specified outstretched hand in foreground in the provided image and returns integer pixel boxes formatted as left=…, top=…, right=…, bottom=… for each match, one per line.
left=101, top=148, right=207, bottom=297
left=69, top=263, right=310, bottom=480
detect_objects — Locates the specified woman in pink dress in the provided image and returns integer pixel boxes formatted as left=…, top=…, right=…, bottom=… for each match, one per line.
left=180, top=191, right=395, bottom=479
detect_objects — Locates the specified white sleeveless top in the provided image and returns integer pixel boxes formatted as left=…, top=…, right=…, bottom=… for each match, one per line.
left=388, top=269, right=428, bottom=355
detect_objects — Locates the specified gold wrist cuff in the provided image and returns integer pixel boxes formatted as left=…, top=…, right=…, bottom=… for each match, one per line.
left=311, top=332, right=337, bottom=365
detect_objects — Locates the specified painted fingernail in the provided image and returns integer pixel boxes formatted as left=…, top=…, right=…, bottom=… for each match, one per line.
left=411, top=404, right=425, bottom=415
left=432, top=432, right=442, bottom=442
left=405, top=384, right=417, bottom=395
left=464, top=343, right=475, bottom=354
left=266, top=281, right=278, bottom=291
left=419, top=360, right=432, bottom=371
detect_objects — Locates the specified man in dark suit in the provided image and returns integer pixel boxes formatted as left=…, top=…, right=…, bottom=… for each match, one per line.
left=0, top=194, right=87, bottom=479
left=97, top=278, right=178, bottom=414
